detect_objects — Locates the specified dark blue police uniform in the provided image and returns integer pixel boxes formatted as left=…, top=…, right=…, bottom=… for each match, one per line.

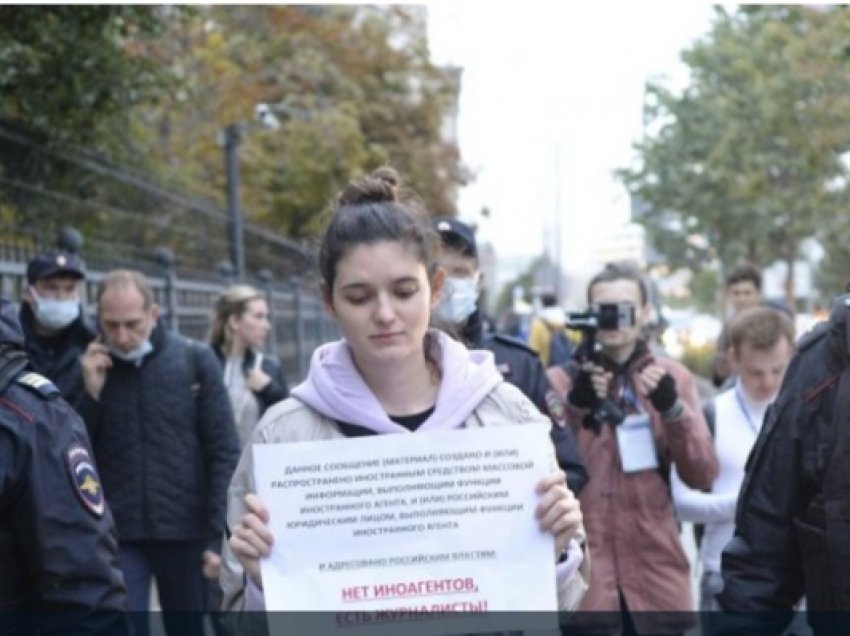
left=466, top=311, right=589, bottom=495
left=433, top=216, right=588, bottom=495
left=19, top=248, right=93, bottom=404
left=0, top=302, right=128, bottom=635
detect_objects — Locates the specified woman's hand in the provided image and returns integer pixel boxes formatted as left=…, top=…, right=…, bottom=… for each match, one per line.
left=202, top=550, right=221, bottom=580
left=229, top=493, right=274, bottom=588
left=246, top=367, right=272, bottom=393
left=535, top=470, right=582, bottom=561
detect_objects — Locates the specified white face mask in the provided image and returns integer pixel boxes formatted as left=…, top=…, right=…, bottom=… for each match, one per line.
left=434, top=276, right=479, bottom=324
left=30, top=288, right=80, bottom=330
left=109, top=339, right=153, bottom=365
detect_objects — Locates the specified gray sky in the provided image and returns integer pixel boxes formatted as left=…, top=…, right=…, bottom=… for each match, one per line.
left=427, top=2, right=720, bottom=279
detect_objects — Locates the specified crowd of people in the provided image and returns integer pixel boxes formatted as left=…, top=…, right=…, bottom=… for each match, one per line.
left=1, top=166, right=848, bottom=636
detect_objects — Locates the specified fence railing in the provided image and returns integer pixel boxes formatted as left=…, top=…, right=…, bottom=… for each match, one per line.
left=0, top=124, right=339, bottom=385
left=2, top=256, right=338, bottom=386
left=0, top=123, right=317, bottom=283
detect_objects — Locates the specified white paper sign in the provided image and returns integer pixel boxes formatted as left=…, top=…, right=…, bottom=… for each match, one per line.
left=616, top=413, right=660, bottom=473
left=253, top=423, right=559, bottom=636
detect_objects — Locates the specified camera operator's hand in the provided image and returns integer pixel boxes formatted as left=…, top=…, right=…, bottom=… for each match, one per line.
left=568, top=363, right=611, bottom=408
left=637, top=364, right=679, bottom=414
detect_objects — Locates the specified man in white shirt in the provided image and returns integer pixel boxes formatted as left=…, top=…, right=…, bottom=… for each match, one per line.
left=671, top=306, right=795, bottom=618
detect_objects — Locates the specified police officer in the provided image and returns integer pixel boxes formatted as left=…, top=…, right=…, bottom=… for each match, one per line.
left=432, top=217, right=588, bottom=495
left=20, top=247, right=95, bottom=403
left=0, top=298, right=128, bottom=635
left=718, top=290, right=850, bottom=635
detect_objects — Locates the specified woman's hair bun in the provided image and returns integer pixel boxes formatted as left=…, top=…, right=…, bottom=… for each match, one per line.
left=337, top=166, right=400, bottom=206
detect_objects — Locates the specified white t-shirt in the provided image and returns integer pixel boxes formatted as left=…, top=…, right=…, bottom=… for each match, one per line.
left=670, top=380, right=771, bottom=573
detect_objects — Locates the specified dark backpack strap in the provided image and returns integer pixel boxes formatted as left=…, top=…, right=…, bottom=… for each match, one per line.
left=692, top=397, right=717, bottom=549
left=183, top=338, right=202, bottom=399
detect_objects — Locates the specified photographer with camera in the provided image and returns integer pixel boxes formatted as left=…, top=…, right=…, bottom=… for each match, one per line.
left=548, top=262, right=717, bottom=636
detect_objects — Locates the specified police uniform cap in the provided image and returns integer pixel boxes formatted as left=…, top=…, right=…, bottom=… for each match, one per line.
left=26, top=249, right=85, bottom=284
left=433, top=217, right=478, bottom=260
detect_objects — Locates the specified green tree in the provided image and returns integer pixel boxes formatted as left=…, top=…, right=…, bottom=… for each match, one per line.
left=495, top=255, right=550, bottom=315
left=0, top=6, right=195, bottom=251
left=688, top=268, right=721, bottom=314
left=130, top=5, right=463, bottom=239
left=0, top=6, right=187, bottom=146
left=0, top=6, right=465, bottom=271
left=815, top=210, right=850, bottom=296
left=619, top=6, right=850, bottom=307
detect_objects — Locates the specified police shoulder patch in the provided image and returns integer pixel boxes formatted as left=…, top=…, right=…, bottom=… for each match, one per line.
left=66, top=444, right=105, bottom=517
left=16, top=372, right=60, bottom=399
left=491, top=333, right=536, bottom=355
left=544, top=389, right=568, bottom=428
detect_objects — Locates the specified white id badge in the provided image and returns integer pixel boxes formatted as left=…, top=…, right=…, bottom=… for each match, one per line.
left=616, top=413, right=659, bottom=473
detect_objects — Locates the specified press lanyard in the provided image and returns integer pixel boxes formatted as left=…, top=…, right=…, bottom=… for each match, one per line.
left=733, top=387, right=760, bottom=436
left=619, top=373, right=643, bottom=413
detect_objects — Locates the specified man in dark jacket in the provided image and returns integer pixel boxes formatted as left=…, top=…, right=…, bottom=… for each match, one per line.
left=0, top=296, right=129, bottom=635
left=19, top=247, right=95, bottom=403
left=78, top=269, right=239, bottom=636
left=718, top=292, right=850, bottom=635
left=432, top=217, right=588, bottom=495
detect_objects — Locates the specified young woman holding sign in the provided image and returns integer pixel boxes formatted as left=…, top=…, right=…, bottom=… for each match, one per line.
left=219, top=167, right=586, bottom=614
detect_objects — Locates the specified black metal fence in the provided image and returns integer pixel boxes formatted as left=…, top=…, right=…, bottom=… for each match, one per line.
left=0, top=123, right=316, bottom=282
left=0, top=254, right=337, bottom=386
left=0, top=125, right=338, bottom=385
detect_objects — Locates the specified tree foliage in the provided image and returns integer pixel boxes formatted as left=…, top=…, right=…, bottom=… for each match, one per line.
left=494, top=255, right=551, bottom=315
left=0, top=5, right=188, bottom=146
left=0, top=6, right=199, bottom=263
left=0, top=5, right=465, bottom=265
left=816, top=211, right=850, bottom=295
left=126, top=5, right=464, bottom=239
left=618, top=6, right=850, bottom=305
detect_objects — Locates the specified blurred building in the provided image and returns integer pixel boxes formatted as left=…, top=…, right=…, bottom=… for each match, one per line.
left=595, top=222, right=647, bottom=268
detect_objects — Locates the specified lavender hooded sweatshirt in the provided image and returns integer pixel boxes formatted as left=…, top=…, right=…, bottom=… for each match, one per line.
left=290, top=329, right=502, bottom=433
left=240, top=329, right=583, bottom=609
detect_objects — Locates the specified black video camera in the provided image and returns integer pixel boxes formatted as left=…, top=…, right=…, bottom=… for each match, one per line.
left=565, top=303, right=637, bottom=434
left=566, top=302, right=636, bottom=364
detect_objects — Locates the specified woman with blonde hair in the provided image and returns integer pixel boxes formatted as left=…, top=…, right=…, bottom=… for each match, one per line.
left=210, top=285, right=288, bottom=447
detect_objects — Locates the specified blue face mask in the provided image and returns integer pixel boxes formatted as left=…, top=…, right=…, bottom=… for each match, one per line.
left=109, top=340, right=153, bottom=365
left=30, top=288, right=80, bottom=330
left=434, top=276, right=479, bottom=324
